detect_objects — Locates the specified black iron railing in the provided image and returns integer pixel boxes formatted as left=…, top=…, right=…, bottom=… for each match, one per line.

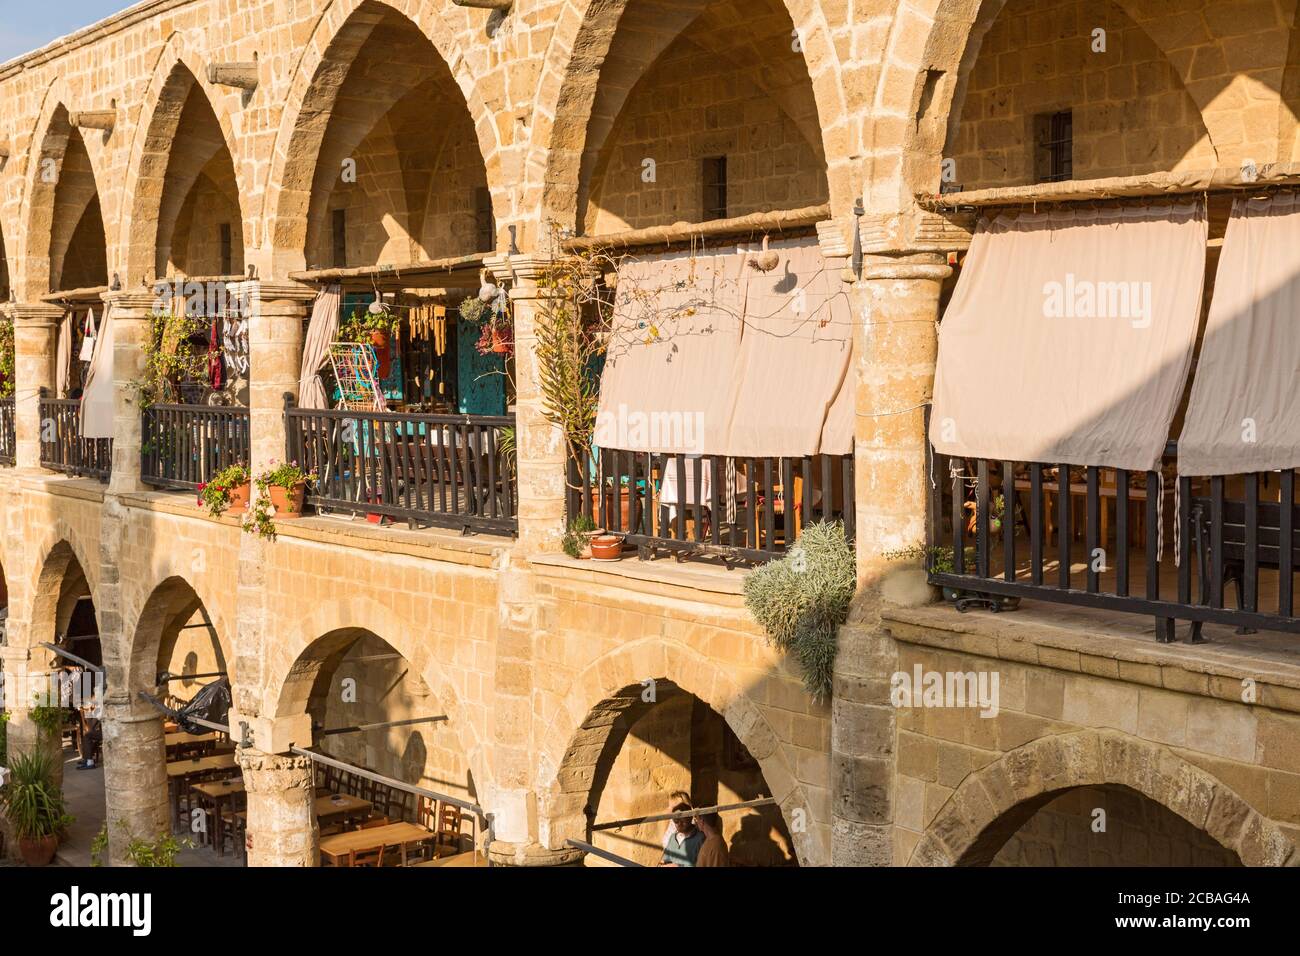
left=928, top=442, right=1300, bottom=641
left=142, top=404, right=250, bottom=491
left=0, top=397, right=15, bottom=465
left=285, top=398, right=517, bottom=535
left=38, top=390, right=112, bottom=482
left=567, top=448, right=856, bottom=566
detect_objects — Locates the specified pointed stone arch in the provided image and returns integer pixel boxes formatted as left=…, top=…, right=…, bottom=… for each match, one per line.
left=119, top=37, right=248, bottom=286
left=261, top=0, right=499, bottom=276
left=263, top=594, right=492, bottom=801
left=17, top=80, right=109, bottom=297
left=911, top=729, right=1296, bottom=867
left=533, top=0, right=850, bottom=242
left=537, top=638, right=823, bottom=865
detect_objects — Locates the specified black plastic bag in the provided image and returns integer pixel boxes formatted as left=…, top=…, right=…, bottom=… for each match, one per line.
left=177, top=677, right=232, bottom=735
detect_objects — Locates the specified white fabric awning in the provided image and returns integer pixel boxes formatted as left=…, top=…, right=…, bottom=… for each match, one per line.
left=1179, top=194, right=1300, bottom=476
left=299, top=285, right=341, bottom=409
left=595, top=237, right=853, bottom=458
left=80, top=303, right=114, bottom=439
left=929, top=202, right=1207, bottom=472
left=726, top=239, right=853, bottom=457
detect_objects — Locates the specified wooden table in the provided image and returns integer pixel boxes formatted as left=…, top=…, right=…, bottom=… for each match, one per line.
left=167, top=731, right=217, bottom=747
left=315, top=793, right=371, bottom=826
left=192, top=777, right=246, bottom=857
left=167, top=753, right=238, bottom=824
left=165, top=731, right=218, bottom=758
left=319, top=822, right=431, bottom=866
left=412, top=850, right=487, bottom=868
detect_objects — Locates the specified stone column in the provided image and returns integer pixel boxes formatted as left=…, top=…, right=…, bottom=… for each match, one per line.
left=476, top=256, right=569, bottom=860
left=852, top=254, right=950, bottom=592
left=100, top=695, right=169, bottom=865
left=0, top=644, right=37, bottom=759
left=102, top=290, right=156, bottom=494
left=238, top=749, right=318, bottom=866
left=5, top=302, right=62, bottom=469
left=235, top=280, right=314, bottom=474
left=832, top=255, right=949, bottom=867
left=486, top=255, right=567, bottom=555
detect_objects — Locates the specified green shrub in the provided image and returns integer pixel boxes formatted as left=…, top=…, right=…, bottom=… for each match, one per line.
left=562, top=514, right=598, bottom=559
left=0, top=747, right=74, bottom=839
left=743, top=521, right=856, bottom=701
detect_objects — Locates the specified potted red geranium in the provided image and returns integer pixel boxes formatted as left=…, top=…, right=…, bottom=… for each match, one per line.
left=199, top=464, right=251, bottom=517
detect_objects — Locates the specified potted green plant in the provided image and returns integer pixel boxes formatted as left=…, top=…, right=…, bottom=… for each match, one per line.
left=460, top=292, right=514, bottom=358
left=562, top=514, right=602, bottom=559
left=199, top=463, right=251, bottom=516
left=339, top=306, right=402, bottom=379
left=244, top=460, right=318, bottom=539
left=0, top=748, right=74, bottom=866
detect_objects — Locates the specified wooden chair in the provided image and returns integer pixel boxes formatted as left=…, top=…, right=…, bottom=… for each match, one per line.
left=415, top=797, right=439, bottom=861
left=433, top=804, right=463, bottom=858
left=357, top=815, right=390, bottom=830
left=385, top=788, right=413, bottom=823
left=346, top=845, right=384, bottom=868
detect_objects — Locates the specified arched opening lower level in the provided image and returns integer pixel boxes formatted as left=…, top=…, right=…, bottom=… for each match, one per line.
left=275, top=627, right=479, bottom=866
left=557, top=679, right=796, bottom=867
left=991, top=784, right=1241, bottom=867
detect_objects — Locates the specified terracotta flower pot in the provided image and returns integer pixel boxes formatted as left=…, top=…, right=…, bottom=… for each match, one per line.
left=18, top=834, right=58, bottom=867
left=269, top=481, right=308, bottom=519
left=490, top=327, right=510, bottom=355
left=227, top=481, right=251, bottom=514
left=590, top=534, right=625, bottom=561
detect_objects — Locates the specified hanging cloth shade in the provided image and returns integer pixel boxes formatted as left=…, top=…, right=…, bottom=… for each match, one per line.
left=80, top=303, right=115, bottom=439
left=298, top=284, right=341, bottom=409
left=1178, top=193, right=1300, bottom=476
left=929, top=201, right=1207, bottom=472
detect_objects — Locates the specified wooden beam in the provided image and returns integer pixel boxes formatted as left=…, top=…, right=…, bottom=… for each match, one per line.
left=290, top=252, right=488, bottom=289
left=564, top=204, right=830, bottom=253
left=921, top=162, right=1300, bottom=209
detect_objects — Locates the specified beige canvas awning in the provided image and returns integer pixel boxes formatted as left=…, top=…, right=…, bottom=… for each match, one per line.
left=726, top=238, right=853, bottom=456
left=80, top=303, right=114, bottom=439
left=1179, top=193, right=1300, bottom=476
left=596, top=247, right=747, bottom=455
left=595, top=237, right=853, bottom=458
left=929, top=201, right=1207, bottom=472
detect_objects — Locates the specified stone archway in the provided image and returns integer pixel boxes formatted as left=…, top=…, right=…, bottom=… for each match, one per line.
left=534, top=0, right=850, bottom=241
left=537, top=638, right=821, bottom=865
left=864, top=0, right=1295, bottom=212
left=17, top=88, right=109, bottom=297
left=119, top=42, right=247, bottom=286
left=910, top=729, right=1297, bottom=867
left=265, top=594, right=491, bottom=802
left=260, top=0, right=499, bottom=277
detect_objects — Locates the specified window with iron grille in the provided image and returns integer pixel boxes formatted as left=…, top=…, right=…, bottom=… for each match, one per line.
left=702, top=156, right=728, bottom=221
left=332, top=209, right=347, bottom=268
left=475, top=186, right=495, bottom=253
left=1034, top=110, right=1073, bottom=183
left=219, top=222, right=233, bottom=276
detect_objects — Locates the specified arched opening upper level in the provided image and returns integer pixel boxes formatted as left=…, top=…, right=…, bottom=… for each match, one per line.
left=270, top=1, right=492, bottom=275
left=26, top=105, right=108, bottom=295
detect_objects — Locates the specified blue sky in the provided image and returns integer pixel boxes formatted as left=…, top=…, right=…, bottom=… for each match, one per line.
left=0, top=1, right=138, bottom=63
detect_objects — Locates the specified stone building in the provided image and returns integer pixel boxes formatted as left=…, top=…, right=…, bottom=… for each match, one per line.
left=0, top=0, right=1296, bottom=868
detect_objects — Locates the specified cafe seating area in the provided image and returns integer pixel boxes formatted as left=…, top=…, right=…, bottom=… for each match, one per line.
left=164, top=723, right=478, bottom=867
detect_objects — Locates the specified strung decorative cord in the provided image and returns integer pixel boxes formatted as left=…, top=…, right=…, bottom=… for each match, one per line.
left=1171, top=473, right=1178, bottom=568
left=1158, top=470, right=1166, bottom=566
